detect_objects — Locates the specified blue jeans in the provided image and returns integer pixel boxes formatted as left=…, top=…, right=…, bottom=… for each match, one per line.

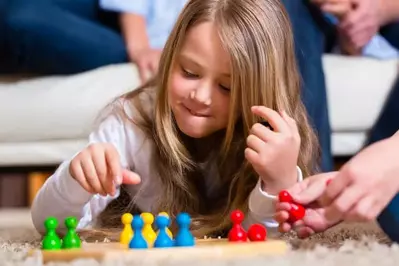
left=0, top=0, right=334, bottom=171
left=0, top=0, right=128, bottom=74
left=281, top=0, right=334, bottom=172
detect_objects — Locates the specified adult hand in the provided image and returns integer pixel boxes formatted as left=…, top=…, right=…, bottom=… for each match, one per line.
left=129, top=48, right=162, bottom=83
left=319, top=135, right=399, bottom=223
left=338, top=0, right=385, bottom=51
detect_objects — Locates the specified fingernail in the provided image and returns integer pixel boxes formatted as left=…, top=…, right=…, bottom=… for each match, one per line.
left=115, top=175, right=122, bottom=185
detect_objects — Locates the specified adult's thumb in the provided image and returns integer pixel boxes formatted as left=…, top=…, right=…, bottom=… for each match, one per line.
left=121, top=169, right=141, bottom=185
left=293, top=181, right=325, bottom=205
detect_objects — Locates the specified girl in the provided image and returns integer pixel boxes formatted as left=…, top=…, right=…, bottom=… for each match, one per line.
left=31, top=0, right=319, bottom=238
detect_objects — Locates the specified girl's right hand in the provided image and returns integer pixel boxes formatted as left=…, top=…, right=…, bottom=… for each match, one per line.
left=69, top=143, right=141, bottom=197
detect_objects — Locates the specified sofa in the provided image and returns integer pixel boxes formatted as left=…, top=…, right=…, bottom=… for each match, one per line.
left=0, top=55, right=398, bottom=167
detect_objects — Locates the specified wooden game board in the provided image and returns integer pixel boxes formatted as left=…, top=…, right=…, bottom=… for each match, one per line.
left=29, top=238, right=288, bottom=263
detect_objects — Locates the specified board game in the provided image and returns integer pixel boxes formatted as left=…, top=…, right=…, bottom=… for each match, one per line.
left=28, top=210, right=290, bottom=263
left=30, top=238, right=288, bottom=263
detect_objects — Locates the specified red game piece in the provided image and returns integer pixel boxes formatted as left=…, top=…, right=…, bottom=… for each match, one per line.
left=288, top=203, right=305, bottom=223
left=228, top=210, right=247, bottom=242
left=247, top=224, right=267, bottom=241
left=278, top=190, right=293, bottom=203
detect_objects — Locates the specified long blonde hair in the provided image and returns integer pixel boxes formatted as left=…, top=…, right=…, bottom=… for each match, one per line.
left=100, top=0, right=319, bottom=237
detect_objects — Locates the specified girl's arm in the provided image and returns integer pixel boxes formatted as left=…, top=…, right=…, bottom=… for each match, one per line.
left=30, top=113, right=131, bottom=235
left=242, top=166, right=303, bottom=236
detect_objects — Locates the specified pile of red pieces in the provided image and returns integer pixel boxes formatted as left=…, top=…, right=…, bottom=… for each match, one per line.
left=228, top=210, right=267, bottom=242
left=278, top=190, right=305, bottom=223
left=228, top=190, right=306, bottom=242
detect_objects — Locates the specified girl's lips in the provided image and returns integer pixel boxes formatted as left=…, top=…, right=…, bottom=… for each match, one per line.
left=182, top=104, right=210, bottom=117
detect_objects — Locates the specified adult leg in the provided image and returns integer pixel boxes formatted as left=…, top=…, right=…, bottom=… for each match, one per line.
left=281, top=0, right=334, bottom=171
left=366, top=22, right=399, bottom=144
left=0, top=0, right=128, bottom=75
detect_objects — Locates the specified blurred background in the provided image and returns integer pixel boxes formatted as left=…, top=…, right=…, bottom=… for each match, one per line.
left=0, top=0, right=398, bottom=213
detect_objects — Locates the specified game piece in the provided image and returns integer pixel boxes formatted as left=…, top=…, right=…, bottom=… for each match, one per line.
left=278, top=190, right=305, bottom=223
left=154, top=215, right=174, bottom=248
left=62, top=217, right=81, bottom=249
left=42, top=217, right=62, bottom=250
left=120, top=213, right=133, bottom=245
left=247, top=224, right=267, bottom=242
left=141, top=212, right=156, bottom=246
left=158, top=212, right=173, bottom=239
left=174, top=212, right=195, bottom=246
left=129, top=215, right=148, bottom=249
left=278, top=190, right=293, bottom=203
left=228, top=210, right=247, bottom=242
left=288, top=204, right=305, bottom=223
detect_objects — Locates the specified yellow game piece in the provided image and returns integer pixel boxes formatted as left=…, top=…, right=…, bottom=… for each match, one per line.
left=158, top=212, right=173, bottom=239
left=140, top=212, right=156, bottom=247
left=120, top=213, right=133, bottom=245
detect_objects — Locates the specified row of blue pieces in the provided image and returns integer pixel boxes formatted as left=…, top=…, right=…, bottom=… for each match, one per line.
left=129, top=212, right=195, bottom=249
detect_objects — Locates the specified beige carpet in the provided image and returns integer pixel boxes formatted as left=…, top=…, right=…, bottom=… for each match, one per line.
left=1, top=209, right=398, bottom=265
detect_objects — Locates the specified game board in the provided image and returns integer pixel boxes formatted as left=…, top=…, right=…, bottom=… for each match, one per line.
left=28, top=209, right=296, bottom=263
left=29, top=238, right=289, bottom=263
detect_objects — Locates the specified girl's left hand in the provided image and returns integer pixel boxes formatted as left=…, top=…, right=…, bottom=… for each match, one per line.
left=245, top=106, right=300, bottom=194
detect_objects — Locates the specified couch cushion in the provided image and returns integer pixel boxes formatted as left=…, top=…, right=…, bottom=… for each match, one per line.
left=0, top=64, right=140, bottom=143
left=323, top=55, right=398, bottom=132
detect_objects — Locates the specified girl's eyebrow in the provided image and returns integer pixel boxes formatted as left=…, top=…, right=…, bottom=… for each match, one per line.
left=180, top=53, right=230, bottom=78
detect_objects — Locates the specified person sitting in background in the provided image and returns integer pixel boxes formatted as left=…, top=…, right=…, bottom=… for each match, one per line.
left=0, top=0, right=187, bottom=82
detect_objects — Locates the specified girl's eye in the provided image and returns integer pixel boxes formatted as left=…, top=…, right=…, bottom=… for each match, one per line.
left=182, top=68, right=198, bottom=78
left=219, top=84, right=230, bottom=92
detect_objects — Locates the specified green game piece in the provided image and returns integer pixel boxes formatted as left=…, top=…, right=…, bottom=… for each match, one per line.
left=42, top=217, right=62, bottom=250
left=61, top=216, right=81, bottom=249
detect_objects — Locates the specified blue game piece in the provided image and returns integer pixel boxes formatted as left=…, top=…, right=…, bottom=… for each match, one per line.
left=175, top=212, right=195, bottom=247
left=153, top=215, right=174, bottom=248
left=129, top=215, right=148, bottom=249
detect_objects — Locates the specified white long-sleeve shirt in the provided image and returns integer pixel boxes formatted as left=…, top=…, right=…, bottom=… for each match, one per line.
left=31, top=98, right=303, bottom=237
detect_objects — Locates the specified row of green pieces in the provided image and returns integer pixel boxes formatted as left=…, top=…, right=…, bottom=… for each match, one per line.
left=42, top=216, right=81, bottom=250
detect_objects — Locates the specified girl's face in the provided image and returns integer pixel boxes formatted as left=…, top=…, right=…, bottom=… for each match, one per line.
left=168, top=22, right=231, bottom=139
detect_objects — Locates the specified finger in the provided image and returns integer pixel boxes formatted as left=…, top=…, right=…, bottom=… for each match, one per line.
left=280, top=111, right=300, bottom=138
left=244, top=147, right=260, bottom=165
left=70, top=160, right=93, bottom=193
left=105, top=145, right=122, bottom=185
left=345, top=194, right=378, bottom=222
left=251, top=106, right=290, bottom=133
left=297, top=226, right=315, bottom=239
left=250, top=123, right=277, bottom=142
left=278, top=222, right=292, bottom=233
left=320, top=2, right=351, bottom=17
left=274, top=210, right=290, bottom=223
left=324, top=185, right=365, bottom=223
left=80, top=157, right=106, bottom=196
left=293, top=178, right=329, bottom=205
left=121, top=169, right=141, bottom=185
left=318, top=172, right=351, bottom=207
left=246, top=134, right=266, bottom=153
left=340, top=5, right=366, bottom=30
left=275, top=202, right=292, bottom=212
left=91, top=150, right=112, bottom=196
